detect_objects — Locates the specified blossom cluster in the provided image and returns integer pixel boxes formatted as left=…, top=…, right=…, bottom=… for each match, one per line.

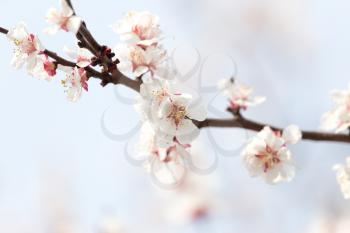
left=6, top=0, right=92, bottom=102
left=5, top=2, right=350, bottom=196
left=218, top=78, right=302, bottom=184
left=321, top=83, right=350, bottom=133
left=111, top=11, right=207, bottom=175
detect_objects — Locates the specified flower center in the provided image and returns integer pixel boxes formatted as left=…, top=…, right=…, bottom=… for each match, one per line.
left=17, top=34, right=37, bottom=55
left=255, top=145, right=281, bottom=172
left=152, top=89, right=168, bottom=104
left=167, top=103, right=187, bottom=126
left=14, top=39, right=21, bottom=46
left=130, top=48, right=145, bottom=69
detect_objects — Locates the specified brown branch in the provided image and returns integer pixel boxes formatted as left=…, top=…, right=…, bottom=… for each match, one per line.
left=1, top=5, right=350, bottom=145
left=43, top=49, right=75, bottom=67
left=43, top=49, right=139, bottom=90
left=197, top=115, right=350, bottom=143
left=0, top=26, right=8, bottom=34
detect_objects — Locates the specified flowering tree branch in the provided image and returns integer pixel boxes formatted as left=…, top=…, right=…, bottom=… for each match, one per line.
left=0, top=21, right=349, bottom=144
left=2, top=0, right=350, bottom=192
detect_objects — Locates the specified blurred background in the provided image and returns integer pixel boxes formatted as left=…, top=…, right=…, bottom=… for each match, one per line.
left=1, top=0, right=350, bottom=232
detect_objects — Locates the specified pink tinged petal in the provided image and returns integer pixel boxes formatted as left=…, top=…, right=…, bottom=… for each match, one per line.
left=81, top=80, right=88, bottom=92
left=78, top=68, right=88, bottom=91
left=282, top=125, right=302, bottom=144
left=43, top=60, right=57, bottom=77
left=76, top=59, right=91, bottom=68
left=67, top=16, right=82, bottom=34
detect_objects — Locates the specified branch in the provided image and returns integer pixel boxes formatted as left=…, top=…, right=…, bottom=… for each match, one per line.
left=1, top=7, right=350, bottom=145
left=0, top=26, right=8, bottom=34
left=197, top=115, right=350, bottom=143
left=43, top=49, right=140, bottom=90
left=64, top=0, right=140, bottom=90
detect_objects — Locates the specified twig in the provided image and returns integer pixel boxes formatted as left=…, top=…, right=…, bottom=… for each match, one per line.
left=197, top=115, right=350, bottom=143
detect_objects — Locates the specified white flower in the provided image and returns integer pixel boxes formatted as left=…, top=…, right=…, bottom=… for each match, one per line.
left=135, top=79, right=173, bottom=122
left=242, top=125, right=301, bottom=184
left=333, top=157, right=350, bottom=199
left=6, top=22, right=43, bottom=71
left=114, top=44, right=169, bottom=79
left=45, top=0, right=82, bottom=35
left=64, top=46, right=93, bottom=67
left=137, top=122, right=190, bottom=184
left=29, top=54, right=57, bottom=81
left=136, top=81, right=206, bottom=146
left=61, top=67, right=88, bottom=102
left=321, top=84, right=350, bottom=133
left=155, top=93, right=207, bottom=147
left=138, top=122, right=190, bottom=165
left=112, top=11, right=161, bottom=47
left=218, top=78, right=265, bottom=110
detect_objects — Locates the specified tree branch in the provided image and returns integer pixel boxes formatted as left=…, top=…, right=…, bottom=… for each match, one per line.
left=0, top=26, right=8, bottom=34
left=197, top=115, right=350, bottom=143
left=1, top=5, right=350, bottom=145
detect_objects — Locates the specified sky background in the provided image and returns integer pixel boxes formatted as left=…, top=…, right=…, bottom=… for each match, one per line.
left=1, top=0, right=350, bottom=232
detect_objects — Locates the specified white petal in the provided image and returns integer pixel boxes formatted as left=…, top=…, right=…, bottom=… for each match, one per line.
left=176, top=119, right=200, bottom=144
left=76, top=60, right=91, bottom=68
left=67, top=16, right=82, bottom=34
left=282, top=125, right=302, bottom=144
left=187, top=102, right=207, bottom=121
left=60, top=0, right=74, bottom=16
left=134, top=66, right=149, bottom=77
left=57, top=65, right=73, bottom=73
left=43, top=26, right=59, bottom=35
left=64, top=46, right=78, bottom=59
left=11, top=53, right=26, bottom=69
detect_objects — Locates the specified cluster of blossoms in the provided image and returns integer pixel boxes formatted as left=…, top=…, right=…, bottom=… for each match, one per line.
left=218, top=78, right=302, bottom=184
left=111, top=11, right=207, bottom=175
left=333, top=157, right=350, bottom=199
left=5, top=0, right=92, bottom=102
left=321, top=83, right=350, bottom=133
left=5, top=2, right=350, bottom=197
